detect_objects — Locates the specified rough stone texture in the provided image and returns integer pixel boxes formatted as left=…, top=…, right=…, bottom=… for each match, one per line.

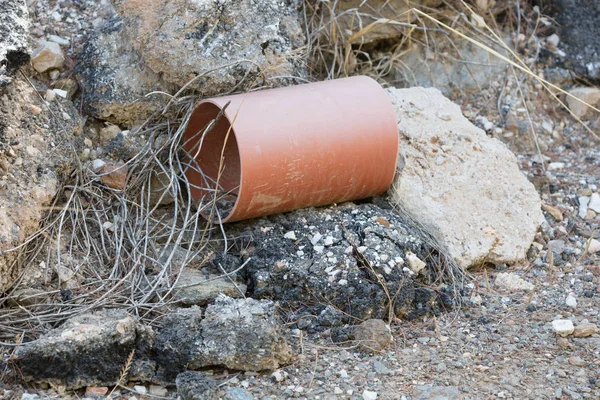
left=227, top=202, right=458, bottom=330
left=153, top=307, right=204, bottom=381
left=394, top=39, right=507, bottom=96
left=353, top=319, right=394, bottom=353
left=75, top=17, right=175, bottom=126
left=552, top=319, right=574, bottom=337
left=387, top=87, right=543, bottom=269
left=190, top=295, right=292, bottom=371
left=31, top=41, right=65, bottom=73
left=15, top=310, right=151, bottom=389
left=155, top=297, right=291, bottom=377
left=566, top=86, right=600, bottom=118
left=112, top=0, right=306, bottom=93
left=0, top=77, right=80, bottom=292
left=573, top=322, right=598, bottom=338
left=0, top=0, right=30, bottom=86
left=540, top=0, right=600, bottom=83
left=173, top=268, right=247, bottom=306
left=176, top=371, right=220, bottom=400
left=494, top=272, right=534, bottom=292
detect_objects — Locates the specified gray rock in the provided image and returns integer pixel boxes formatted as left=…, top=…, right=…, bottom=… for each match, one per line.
left=395, top=39, right=507, bottom=96
left=353, top=319, right=393, bottom=353
left=75, top=17, right=175, bottom=126
left=112, top=0, right=307, bottom=93
left=225, top=388, right=255, bottom=400
left=0, top=0, right=29, bottom=86
left=228, top=202, right=458, bottom=330
left=155, top=296, right=292, bottom=375
left=176, top=371, right=220, bottom=400
left=372, top=360, right=393, bottom=375
left=412, top=384, right=462, bottom=400
left=154, top=307, right=204, bottom=381
left=15, top=309, right=151, bottom=389
left=189, top=295, right=292, bottom=371
left=173, top=268, right=247, bottom=306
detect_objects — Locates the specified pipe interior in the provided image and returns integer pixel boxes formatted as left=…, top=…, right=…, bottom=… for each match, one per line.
left=185, top=102, right=241, bottom=218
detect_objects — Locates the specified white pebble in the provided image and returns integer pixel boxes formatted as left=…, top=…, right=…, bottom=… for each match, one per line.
left=552, top=319, right=574, bottom=337
left=284, top=231, right=296, bottom=240
left=565, top=294, right=577, bottom=308
left=363, top=390, right=378, bottom=400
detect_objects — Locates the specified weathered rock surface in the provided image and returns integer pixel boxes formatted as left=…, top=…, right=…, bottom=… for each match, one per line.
left=0, top=77, right=80, bottom=292
left=190, top=295, right=292, bottom=371
left=228, top=202, right=458, bottom=330
left=153, top=307, right=203, bottom=381
left=31, top=41, right=65, bottom=73
left=75, top=18, right=175, bottom=126
left=155, top=297, right=291, bottom=378
left=176, top=371, right=220, bottom=400
left=566, top=86, right=600, bottom=118
left=112, top=0, right=306, bottom=93
left=0, top=0, right=30, bottom=85
left=494, top=272, right=534, bottom=292
left=173, top=268, right=247, bottom=306
left=387, top=87, right=543, bottom=269
left=395, top=39, right=507, bottom=96
left=353, top=319, right=394, bottom=353
left=15, top=310, right=151, bottom=389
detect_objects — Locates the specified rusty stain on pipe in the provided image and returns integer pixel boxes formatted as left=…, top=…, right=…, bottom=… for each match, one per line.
left=184, top=76, right=399, bottom=223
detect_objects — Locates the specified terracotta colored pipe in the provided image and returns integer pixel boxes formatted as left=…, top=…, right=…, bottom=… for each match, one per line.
left=184, top=76, right=399, bottom=223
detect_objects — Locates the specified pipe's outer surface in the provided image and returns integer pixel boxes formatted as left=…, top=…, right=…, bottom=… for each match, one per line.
left=184, top=76, right=399, bottom=223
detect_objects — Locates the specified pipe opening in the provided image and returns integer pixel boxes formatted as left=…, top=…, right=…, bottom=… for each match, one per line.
left=184, top=102, right=241, bottom=221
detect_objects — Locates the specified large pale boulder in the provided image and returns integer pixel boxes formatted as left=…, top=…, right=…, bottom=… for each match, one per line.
left=387, top=87, right=543, bottom=269
left=112, top=0, right=306, bottom=94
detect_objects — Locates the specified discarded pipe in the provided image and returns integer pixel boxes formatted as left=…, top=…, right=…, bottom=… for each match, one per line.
left=184, top=76, right=399, bottom=223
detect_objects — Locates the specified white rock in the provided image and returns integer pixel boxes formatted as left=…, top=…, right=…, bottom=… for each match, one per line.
left=48, top=35, right=70, bottom=46
left=588, top=239, right=600, bottom=254
left=133, top=385, right=147, bottom=395
left=494, top=272, right=534, bottom=291
left=579, top=196, right=590, bottom=219
left=45, top=89, right=56, bottom=101
left=53, top=89, right=68, bottom=98
left=541, top=120, right=554, bottom=134
left=565, top=294, right=577, bottom=308
left=588, top=193, right=600, bottom=213
left=548, top=162, right=564, bottom=170
left=405, top=251, right=426, bottom=274
left=311, top=232, right=322, bottom=245
left=92, top=159, right=106, bottom=170
left=334, top=387, right=343, bottom=395
left=363, top=390, right=378, bottom=400
left=566, top=87, right=600, bottom=118
left=546, top=33, right=560, bottom=50
left=552, top=319, right=574, bottom=337
left=339, top=369, right=348, bottom=379
left=31, top=41, right=65, bottom=73
left=284, top=231, right=296, bottom=240
left=386, top=88, right=542, bottom=268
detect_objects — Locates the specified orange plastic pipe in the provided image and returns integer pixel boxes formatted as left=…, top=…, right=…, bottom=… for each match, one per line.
left=184, top=76, right=399, bottom=223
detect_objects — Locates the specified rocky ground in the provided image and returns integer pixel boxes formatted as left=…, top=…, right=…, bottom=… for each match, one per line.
left=1, top=0, right=600, bottom=399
